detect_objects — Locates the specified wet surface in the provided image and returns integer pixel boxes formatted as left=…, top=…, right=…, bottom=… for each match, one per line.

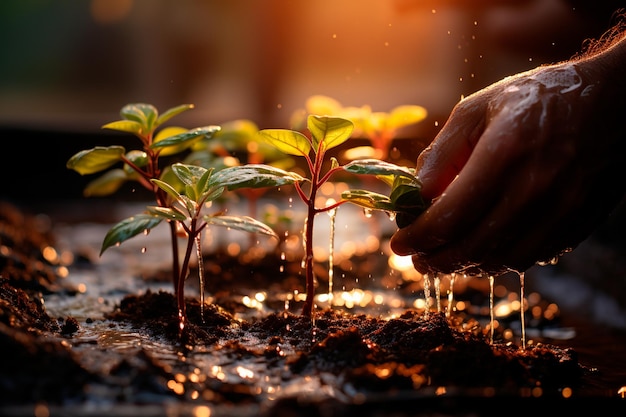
left=2, top=199, right=626, bottom=416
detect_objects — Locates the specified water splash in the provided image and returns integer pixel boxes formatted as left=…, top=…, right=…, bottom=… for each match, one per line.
left=326, top=201, right=337, bottom=306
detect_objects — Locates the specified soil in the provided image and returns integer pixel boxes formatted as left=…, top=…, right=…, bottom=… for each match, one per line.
left=0, top=200, right=624, bottom=416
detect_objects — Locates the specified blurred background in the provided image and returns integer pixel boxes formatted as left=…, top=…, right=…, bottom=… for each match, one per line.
left=0, top=0, right=620, bottom=201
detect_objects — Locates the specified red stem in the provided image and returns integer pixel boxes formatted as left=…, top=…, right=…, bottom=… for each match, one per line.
left=177, top=218, right=198, bottom=337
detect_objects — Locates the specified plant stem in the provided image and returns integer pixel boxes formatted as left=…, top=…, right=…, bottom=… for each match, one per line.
left=169, top=222, right=180, bottom=296
left=301, top=185, right=317, bottom=318
left=177, top=219, right=197, bottom=337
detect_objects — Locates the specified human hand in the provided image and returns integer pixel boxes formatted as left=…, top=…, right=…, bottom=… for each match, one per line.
left=390, top=60, right=626, bottom=276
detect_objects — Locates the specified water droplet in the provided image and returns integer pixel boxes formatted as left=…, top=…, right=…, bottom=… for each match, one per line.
left=363, top=208, right=373, bottom=218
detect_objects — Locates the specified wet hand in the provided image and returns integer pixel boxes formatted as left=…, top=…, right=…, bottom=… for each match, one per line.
left=390, top=61, right=626, bottom=276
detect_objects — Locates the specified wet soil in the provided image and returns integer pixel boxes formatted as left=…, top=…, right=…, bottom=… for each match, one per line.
left=1, top=200, right=625, bottom=416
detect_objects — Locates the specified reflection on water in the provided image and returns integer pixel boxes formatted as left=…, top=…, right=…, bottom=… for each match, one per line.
left=37, top=199, right=626, bottom=414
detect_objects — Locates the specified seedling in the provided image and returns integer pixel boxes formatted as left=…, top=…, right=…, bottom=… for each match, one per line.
left=187, top=119, right=297, bottom=249
left=258, top=115, right=427, bottom=318
left=291, top=94, right=427, bottom=160
left=67, top=103, right=303, bottom=335
left=67, top=103, right=220, bottom=301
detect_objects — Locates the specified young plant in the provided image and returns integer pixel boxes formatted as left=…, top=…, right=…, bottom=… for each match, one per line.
left=104, top=161, right=302, bottom=336
left=67, top=103, right=303, bottom=335
left=185, top=119, right=297, bottom=249
left=66, top=103, right=220, bottom=302
left=258, top=115, right=428, bottom=318
left=291, top=94, right=427, bottom=160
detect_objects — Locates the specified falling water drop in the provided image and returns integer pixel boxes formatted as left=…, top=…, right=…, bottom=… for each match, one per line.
left=327, top=200, right=337, bottom=306
left=519, top=271, right=527, bottom=350
left=434, top=274, right=441, bottom=313
left=446, top=273, right=456, bottom=318
left=195, top=233, right=205, bottom=321
left=423, top=274, right=431, bottom=318
left=488, top=275, right=495, bottom=344
left=178, top=309, right=186, bottom=337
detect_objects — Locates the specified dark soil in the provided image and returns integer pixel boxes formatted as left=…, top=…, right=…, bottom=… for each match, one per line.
left=0, top=200, right=622, bottom=416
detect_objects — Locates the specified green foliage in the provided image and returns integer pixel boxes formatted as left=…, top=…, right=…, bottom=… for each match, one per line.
left=67, top=102, right=429, bottom=332
left=342, top=159, right=427, bottom=228
left=67, top=103, right=302, bottom=338
left=291, top=95, right=427, bottom=160
left=67, top=103, right=221, bottom=197
left=258, top=114, right=428, bottom=317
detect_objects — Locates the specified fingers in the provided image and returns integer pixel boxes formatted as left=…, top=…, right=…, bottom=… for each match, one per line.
left=405, top=145, right=610, bottom=276
left=416, top=97, right=487, bottom=200
left=391, top=109, right=517, bottom=257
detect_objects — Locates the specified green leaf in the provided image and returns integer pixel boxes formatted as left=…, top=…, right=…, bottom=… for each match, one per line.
left=124, top=150, right=148, bottom=169
left=83, top=169, right=129, bottom=197
left=304, top=95, right=343, bottom=115
left=210, top=164, right=305, bottom=191
left=100, top=214, right=163, bottom=255
left=184, top=183, right=198, bottom=203
left=389, top=183, right=427, bottom=228
left=202, top=186, right=225, bottom=203
left=204, top=215, right=277, bottom=238
left=170, top=163, right=211, bottom=188
left=391, top=184, right=425, bottom=209
left=258, top=129, right=311, bottom=157
left=343, top=159, right=417, bottom=182
left=146, top=206, right=187, bottom=221
left=387, top=105, right=427, bottom=130
left=178, top=193, right=198, bottom=215
left=150, top=126, right=221, bottom=150
left=156, top=103, right=194, bottom=127
left=102, top=120, right=143, bottom=136
left=151, top=126, right=189, bottom=157
left=213, top=119, right=259, bottom=150
left=66, top=146, right=126, bottom=175
left=340, top=189, right=395, bottom=212
left=195, top=166, right=214, bottom=196
left=121, top=103, right=158, bottom=130
left=151, top=178, right=182, bottom=202
left=307, top=115, right=354, bottom=152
